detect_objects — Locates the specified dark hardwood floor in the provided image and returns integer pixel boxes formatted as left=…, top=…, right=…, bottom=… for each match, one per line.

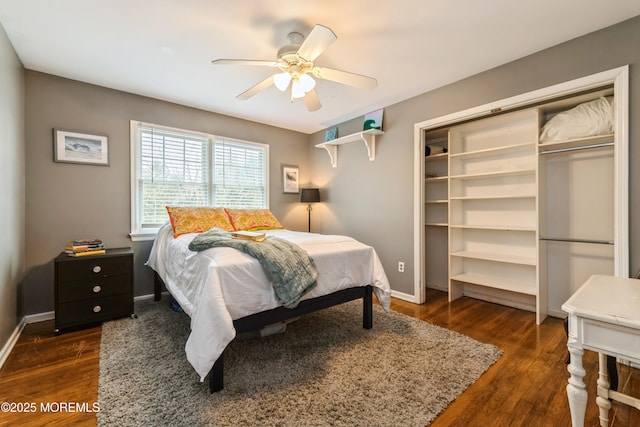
left=0, top=289, right=637, bottom=426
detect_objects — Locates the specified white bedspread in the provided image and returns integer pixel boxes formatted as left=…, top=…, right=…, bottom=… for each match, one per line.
left=146, top=223, right=391, bottom=380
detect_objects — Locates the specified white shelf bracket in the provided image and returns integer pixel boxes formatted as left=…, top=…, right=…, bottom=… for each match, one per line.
left=360, top=133, right=376, bottom=161
left=320, top=144, right=338, bottom=168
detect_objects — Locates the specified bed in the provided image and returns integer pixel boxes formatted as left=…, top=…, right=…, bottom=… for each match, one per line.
left=146, top=210, right=391, bottom=393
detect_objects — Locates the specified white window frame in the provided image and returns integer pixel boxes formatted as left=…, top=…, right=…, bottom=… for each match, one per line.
left=129, top=121, right=269, bottom=241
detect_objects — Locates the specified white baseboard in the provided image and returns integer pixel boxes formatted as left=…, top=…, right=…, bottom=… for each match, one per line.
left=547, top=308, right=568, bottom=319
left=135, top=293, right=156, bottom=302
left=0, top=318, right=26, bottom=371
left=0, top=293, right=159, bottom=372
left=390, top=289, right=418, bottom=303
left=24, top=311, right=54, bottom=323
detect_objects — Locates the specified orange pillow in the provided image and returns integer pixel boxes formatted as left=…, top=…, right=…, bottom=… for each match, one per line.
left=166, top=206, right=235, bottom=237
left=225, top=209, right=284, bottom=231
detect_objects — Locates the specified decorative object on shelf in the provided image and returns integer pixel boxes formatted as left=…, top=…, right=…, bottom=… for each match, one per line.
left=363, top=108, right=384, bottom=131
left=53, top=129, right=109, bottom=166
left=282, top=164, right=299, bottom=193
left=325, top=127, right=338, bottom=142
left=425, top=145, right=447, bottom=156
left=300, top=188, right=321, bottom=232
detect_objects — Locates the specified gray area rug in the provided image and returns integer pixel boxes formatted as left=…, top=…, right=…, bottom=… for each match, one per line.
left=98, top=298, right=502, bottom=426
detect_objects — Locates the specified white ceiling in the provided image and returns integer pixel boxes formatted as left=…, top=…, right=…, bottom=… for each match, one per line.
left=1, top=1, right=639, bottom=134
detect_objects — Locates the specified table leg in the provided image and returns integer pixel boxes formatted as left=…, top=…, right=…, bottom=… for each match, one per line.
left=567, top=345, right=588, bottom=427
left=596, top=353, right=612, bottom=427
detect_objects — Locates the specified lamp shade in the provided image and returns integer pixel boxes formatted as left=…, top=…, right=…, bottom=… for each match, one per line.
left=300, top=188, right=320, bottom=203
left=273, top=72, right=291, bottom=91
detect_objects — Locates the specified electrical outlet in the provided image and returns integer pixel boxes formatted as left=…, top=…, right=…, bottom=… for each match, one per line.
left=398, top=261, right=405, bottom=273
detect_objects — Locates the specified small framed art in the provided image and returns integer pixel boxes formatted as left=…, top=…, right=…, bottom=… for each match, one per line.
left=363, top=109, right=384, bottom=131
left=53, top=129, right=109, bottom=166
left=282, top=164, right=299, bottom=193
left=325, top=127, right=338, bottom=142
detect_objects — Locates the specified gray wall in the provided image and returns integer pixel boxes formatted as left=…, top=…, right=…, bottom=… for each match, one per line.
left=309, top=15, right=640, bottom=296
left=13, top=14, right=640, bottom=318
left=22, top=72, right=310, bottom=315
left=0, top=24, right=25, bottom=346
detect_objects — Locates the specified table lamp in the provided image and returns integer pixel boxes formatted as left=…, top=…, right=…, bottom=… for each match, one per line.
left=300, top=188, right=321, bottom=232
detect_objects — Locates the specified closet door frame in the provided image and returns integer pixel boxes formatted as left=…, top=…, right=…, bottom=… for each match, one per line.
left=413, top=65, right=629, bottom=304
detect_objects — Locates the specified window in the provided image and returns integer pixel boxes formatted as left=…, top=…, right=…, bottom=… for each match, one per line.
left=130, top=121, right=269, bottom=240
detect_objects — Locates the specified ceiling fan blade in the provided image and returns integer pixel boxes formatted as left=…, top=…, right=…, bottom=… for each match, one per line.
left=237, top=75, right=275, bottom=100
left=296, top=24, right=337, bottom=62
left=313, top=66, right=378, bottom=90
left=303, top=89, right=321, bottom=111
left=212, top=59, right=280, bottom=67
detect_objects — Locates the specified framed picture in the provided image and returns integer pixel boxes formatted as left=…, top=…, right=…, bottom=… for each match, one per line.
left=282, top=164, right=299, bottom=193
left=363, top=108, right=384, bottom=131
left=325, top=127, right=338, bottom=142
left=53, top=129, right=109, bottom=166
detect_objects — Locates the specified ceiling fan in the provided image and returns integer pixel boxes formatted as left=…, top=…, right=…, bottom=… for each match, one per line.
left=211, top=24, right=377, bottom=111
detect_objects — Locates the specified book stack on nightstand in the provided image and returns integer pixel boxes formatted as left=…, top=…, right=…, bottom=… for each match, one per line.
left=54, top=247, right=134, bottom=334
left=65, top=239, right=106, bottom=257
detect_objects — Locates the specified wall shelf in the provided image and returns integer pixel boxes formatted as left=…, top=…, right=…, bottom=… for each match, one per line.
left=315, top=129, right=384, bottom=168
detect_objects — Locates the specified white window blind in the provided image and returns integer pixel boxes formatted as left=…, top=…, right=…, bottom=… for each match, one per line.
left=214, top=138, right=266, bottom=208
left=130, top=121, right=268, bottom=239
left=139, top=125, right=210, bottom=227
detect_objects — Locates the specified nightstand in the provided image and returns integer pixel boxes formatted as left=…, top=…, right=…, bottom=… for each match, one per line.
left=54, top=247, right=134, bottom=335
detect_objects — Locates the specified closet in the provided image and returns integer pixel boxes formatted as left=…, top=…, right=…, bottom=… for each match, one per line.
left=414, top=67, right=628, bottom=324
left=423, top=129, right=449, bottom=292
left=538, top=91, right=616, bottom=318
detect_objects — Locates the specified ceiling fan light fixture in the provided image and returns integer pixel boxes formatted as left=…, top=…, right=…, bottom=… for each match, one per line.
left=291, top=78, right=306, bottom=99
left=273, top=72, right=291, bottom=91
left=213, top=24, right=375, bottom=111
left=299, top=73, right=316, bottom=92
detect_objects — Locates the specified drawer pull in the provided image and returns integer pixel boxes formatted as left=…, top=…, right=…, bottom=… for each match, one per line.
left=93, top=305, right=102, bottom=313
left=92, top=285, right=102, bottom=293
left=92, top=265, right=102, bottom=274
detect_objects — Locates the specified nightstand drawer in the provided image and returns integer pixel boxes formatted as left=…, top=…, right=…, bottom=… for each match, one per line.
left=57, top=275, right=130, bottom=303
left=56, top=252, right=132, bottom=282
left=56, top=294, right=133, bottom=327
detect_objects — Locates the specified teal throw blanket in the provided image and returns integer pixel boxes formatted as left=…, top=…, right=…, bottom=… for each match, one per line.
left=188, top=229, right=318, bottom=308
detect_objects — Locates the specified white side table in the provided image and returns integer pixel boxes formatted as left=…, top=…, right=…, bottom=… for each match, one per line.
left=562, top=274, right=640, bottom=426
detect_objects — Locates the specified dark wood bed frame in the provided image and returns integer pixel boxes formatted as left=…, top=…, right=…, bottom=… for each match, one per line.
left=154, top=272, right=374, bottom=393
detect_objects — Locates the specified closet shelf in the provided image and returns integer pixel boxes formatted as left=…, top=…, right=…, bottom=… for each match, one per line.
left=450, top=224, right=536, bottom=232
left=425, top=152, right=448, bottom=161
left=449, top=142, right=535, bottom=159
left=425, top=176, right=448, bottom=182
left=315, top=129, right=384, bottom=168
left=538, top=133, right=614, bottom=153
left=449, top=168, right=535, bottom=180
left=450, top=250, right=536, bottom=266
left=450, top=273, right=537, bottom=296
left=449, top=193, right=536, bottom=201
